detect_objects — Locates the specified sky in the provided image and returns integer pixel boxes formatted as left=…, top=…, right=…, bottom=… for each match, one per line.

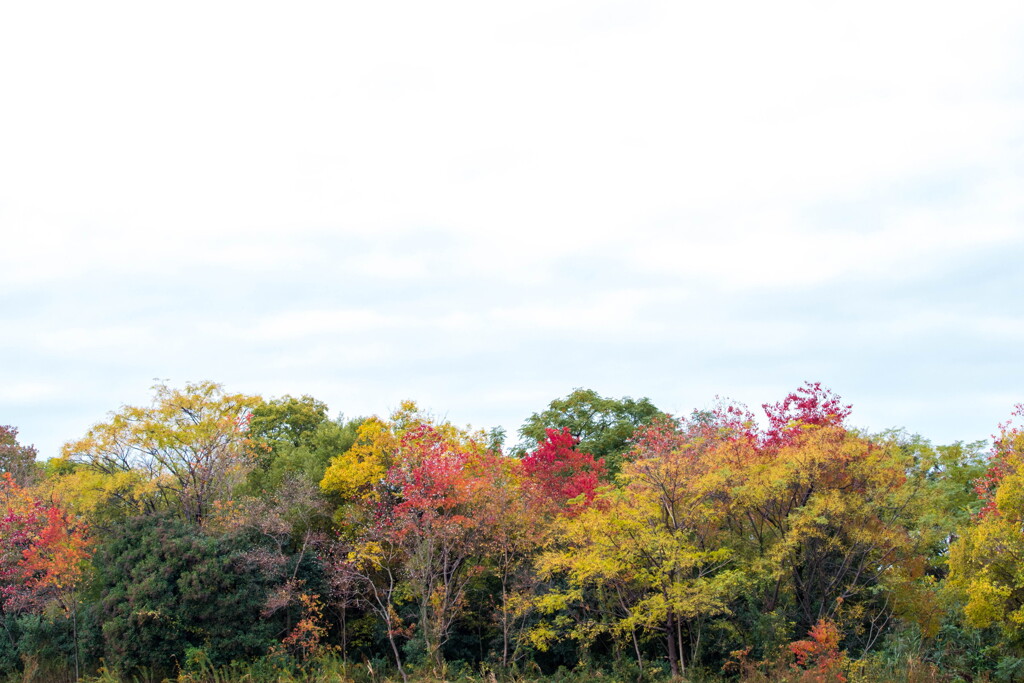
left=1, top=1, right=1023, bottom=459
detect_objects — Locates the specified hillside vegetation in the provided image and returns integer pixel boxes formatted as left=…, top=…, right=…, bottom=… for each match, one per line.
left=2, top=382, right=1022, bottom=683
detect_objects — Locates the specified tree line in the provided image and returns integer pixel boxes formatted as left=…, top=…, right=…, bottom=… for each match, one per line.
left=1, top=382, right=1022, bottom=682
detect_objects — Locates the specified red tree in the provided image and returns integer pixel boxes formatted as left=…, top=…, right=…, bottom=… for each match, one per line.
left=521, top=427, right=606, bottom=515
left=0, top=474, right=91, bottom=677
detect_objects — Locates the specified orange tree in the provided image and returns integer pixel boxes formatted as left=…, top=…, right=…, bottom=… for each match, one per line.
left=0, top=473, right=91, bottom=677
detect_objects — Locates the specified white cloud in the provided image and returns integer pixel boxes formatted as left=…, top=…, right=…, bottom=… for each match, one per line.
left=1, top=0, right=1022, bottom=457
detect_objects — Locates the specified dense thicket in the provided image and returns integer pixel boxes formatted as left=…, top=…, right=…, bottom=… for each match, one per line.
left=2, top=382, right=1020, bottom=682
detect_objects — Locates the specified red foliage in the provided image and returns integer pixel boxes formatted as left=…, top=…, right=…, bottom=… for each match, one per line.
left=388, top=425, right=474, bottom=515
left=789, top=619, right=846, bottom=682
left=763, top=382, right=852, bottom=448
left=0, top=474, right=90, bottom=613
left=975, top=404, right=1024, bottom=517
left=521, top=428, right=605, bottom=515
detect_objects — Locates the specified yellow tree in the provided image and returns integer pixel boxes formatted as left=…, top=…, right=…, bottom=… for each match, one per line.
left=62, top=381, right=261, bottom=524
left=320, top=416, right=397, bottom=505
left=534, top=416, right=740, bottom=679
left=714, top=385, right=932, bottom=654
left=948, top=405, right=1024, bottom=638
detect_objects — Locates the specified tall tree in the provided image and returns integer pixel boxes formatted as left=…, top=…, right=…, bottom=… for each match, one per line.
left=245, top=394, right=362, bottom=497
left=712, top=384, right=931, bottom=653
left=533, top=415, right=739, bottom=679
left=948, top=404, right=1024, bottom=641
left=383, top=424, right=495, bottom=673
left=63, top=381, right=261, bottom=524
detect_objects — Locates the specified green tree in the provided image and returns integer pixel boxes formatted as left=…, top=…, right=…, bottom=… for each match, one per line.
left=245, top=394, right=362, bottom=498
left=90, top=514, right=306, bottom=674
left=248, top=395, right=329, bottom=449
left=517, top=389, right=661, bottom=476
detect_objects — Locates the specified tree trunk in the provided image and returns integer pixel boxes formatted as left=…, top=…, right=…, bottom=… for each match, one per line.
left=667, top=609, right=680, bottom=679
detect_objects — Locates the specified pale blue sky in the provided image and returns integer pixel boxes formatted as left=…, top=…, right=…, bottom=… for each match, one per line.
left=2, top=1, right=1022, bottom=458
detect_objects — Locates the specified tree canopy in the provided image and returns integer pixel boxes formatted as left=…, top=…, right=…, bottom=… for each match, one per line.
left=1, top=381, right=1019, bottom=682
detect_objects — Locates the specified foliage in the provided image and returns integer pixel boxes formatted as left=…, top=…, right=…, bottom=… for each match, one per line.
left=521, top=428, right=606, bottom=516
left=8, top=382, right=1024, bottom=682
left=63, top=381, right=262, bottom=524
left=789, top=619, right=846, bottom=682
left=246, top=395, right=362, bottom=497
left=517, top=389, right=661, bottom=475
left=320, top=416, right=398, bottom=504
left=947, top=405, right=1024, bottom=643
left=533, top=414, right=740, bottom=678
left=89, top=514, right=293, bottom=674
left=249, top=395, right=330, bottom=449
left=0, top=473, right=90, bottom=615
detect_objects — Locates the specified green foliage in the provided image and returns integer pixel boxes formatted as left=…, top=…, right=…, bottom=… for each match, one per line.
left=246, top=394, right=363, bottom=498
left=249, top=395, right=330, bottom=449
left=89, top=514, right=286, bottom=675
left=517, top=389, right=661, bottom=475
left=246, top=417, right=363, bottom=500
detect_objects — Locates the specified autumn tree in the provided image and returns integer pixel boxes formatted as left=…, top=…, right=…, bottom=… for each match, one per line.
left=474, top=455, right=547, bottom=667
left=320, top=416, right=398, bottom=508
left=0, top=474, right=91, bottom=677
left=320, top=402, right=498, bottom=675
left=947, top=404, right=1024, bottom=642
left=329, top=531, right=411, bottom=681
left=521, top=427, right=606, bottom=517
left=712, top=384, right=931, bottom=653
left=63, top=381, right=261, bottom=524
left=533, top=415, right=740, bottom=679
left=383, top=424, right=495, bottom=673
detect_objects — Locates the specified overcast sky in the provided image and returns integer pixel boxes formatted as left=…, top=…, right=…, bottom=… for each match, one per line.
left=2, top=1, right=1022, bottom=459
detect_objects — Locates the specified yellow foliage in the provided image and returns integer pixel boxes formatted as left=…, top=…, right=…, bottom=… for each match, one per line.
left=61, top=381, right=261, bottom=523
left=319, top=401, right=491, bottom=503
left=320, top=417, right=396, bottom=501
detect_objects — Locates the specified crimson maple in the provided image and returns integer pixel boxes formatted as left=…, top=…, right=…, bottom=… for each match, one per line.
left=521, top=427, right=606, bottom=515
